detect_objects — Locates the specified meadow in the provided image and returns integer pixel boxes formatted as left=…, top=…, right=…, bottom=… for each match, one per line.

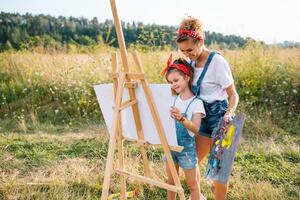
left=0, top=42, right=299, bottom=199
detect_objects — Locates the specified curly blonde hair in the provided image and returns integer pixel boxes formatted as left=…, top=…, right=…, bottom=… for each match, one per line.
left=177, top=16, right=205, bottom=43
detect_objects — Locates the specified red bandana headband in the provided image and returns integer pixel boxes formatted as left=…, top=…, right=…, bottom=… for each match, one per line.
left=177, top=27, right=202, bottom=41
left=160, top=54, right=192, bottom=77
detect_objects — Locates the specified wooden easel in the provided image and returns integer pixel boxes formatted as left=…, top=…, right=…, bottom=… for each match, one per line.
left=100, top=0, right=185, bottom=199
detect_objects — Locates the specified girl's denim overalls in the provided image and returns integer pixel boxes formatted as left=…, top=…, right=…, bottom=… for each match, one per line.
left=164, top=96, right=198, bottom=169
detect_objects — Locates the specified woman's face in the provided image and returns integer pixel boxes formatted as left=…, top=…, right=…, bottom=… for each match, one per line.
left=177, top=39, right=203, bottom=61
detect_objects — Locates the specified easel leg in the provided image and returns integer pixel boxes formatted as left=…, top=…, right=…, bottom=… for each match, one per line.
left=101, top=75, right=125, bottom=200
left=101, top=132, right=117, bottom=200
left=112, top=52, right=127, bottom=199
left=118, top=129, right=126, bottom=199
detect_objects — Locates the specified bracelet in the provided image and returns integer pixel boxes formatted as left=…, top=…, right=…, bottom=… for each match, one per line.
left=178, top=116, right=185, bottom=123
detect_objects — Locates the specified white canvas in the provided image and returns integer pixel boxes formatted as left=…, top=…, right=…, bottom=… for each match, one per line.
left=93, top=83, right=178, bottom=147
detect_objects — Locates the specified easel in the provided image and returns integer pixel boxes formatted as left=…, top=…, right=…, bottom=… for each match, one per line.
left=100, top=0, right=185, bottom=199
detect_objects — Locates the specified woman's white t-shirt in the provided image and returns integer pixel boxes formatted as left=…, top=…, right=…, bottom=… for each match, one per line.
left=172, top=95, right=206, bottom=137
left=191, top=54, right=234, bottom=103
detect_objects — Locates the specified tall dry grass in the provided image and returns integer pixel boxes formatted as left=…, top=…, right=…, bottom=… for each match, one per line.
left=0, top=43, right=299, bottom=135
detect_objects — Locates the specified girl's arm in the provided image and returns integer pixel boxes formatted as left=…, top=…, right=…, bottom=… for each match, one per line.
left=170, top=107, right=202, bottom=134
left=181, top=113, right=202, bottom=134
left=225, top=84, right=239, bottom=121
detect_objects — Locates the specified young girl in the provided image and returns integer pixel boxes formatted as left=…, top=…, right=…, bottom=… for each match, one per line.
left=161, top=55, right=206, bottom=200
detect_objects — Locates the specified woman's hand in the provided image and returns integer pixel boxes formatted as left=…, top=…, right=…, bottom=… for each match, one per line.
left=225, top=84, right=239, bottom=122
left=170, top=106, right=182, bottom=121
left=224, top=112, right=233, bottom=122
left=224, top=108, right=234, bottom=122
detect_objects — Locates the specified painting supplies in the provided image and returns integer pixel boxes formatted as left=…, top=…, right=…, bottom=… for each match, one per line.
left=205, top=113, right=246, bottom=183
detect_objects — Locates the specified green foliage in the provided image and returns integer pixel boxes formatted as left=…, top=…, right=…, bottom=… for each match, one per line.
left=0, top=45, right=299, bottom=135
left=76, top=35, right=97, bottom=46
left=235, top=152, right=299, bottom=185
left=206, top=31, right=246, bottom=50
left=230, top=42, right=300, bottom=134
left=3, top=40, right=13, bottom=51
left=18, top=35, right=62, bottom=51
left=0, top=51, right=112, bottom=132
left=0, top=12, right=247, bottom=52
left=0, top=135, right=108, bottom=174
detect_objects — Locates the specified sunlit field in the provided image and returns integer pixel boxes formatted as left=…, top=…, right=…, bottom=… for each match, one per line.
left=0, top=43, right=299, bottom=199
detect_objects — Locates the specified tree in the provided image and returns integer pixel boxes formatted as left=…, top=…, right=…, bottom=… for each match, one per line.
left=0, top=12, right=248, bottom=51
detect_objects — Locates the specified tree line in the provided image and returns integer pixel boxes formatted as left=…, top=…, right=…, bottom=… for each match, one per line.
left=0, top=12, right=247, bottom=51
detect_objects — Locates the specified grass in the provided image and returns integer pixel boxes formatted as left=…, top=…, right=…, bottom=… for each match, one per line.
left=0, top=43, right=299, bottom=199
left=0, top=131, right=299, bottom=199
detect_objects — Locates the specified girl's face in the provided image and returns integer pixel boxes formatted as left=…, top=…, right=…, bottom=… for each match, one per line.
left=166, top=71, right=190, bottom=94
left=177, top=39, right=203, bottom=61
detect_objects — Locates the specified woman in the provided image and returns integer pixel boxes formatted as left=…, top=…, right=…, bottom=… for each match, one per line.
left=176, top=16, right=239, bottom=200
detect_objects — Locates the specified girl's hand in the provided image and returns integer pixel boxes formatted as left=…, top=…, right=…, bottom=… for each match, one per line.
left=170, top=106, right=182, bottom=121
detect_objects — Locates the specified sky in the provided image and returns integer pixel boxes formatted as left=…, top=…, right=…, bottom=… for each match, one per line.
left=1, top=0, right=300, bottom=44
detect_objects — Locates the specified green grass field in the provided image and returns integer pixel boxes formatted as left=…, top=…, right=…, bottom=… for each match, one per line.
left=0, top=43, right=299, bottom=199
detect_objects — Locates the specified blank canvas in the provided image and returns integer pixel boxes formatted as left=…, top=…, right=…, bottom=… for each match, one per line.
left=94, top=83, right=178, bottom=147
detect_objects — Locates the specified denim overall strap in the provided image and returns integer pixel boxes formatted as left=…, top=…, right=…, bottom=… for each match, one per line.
left=183, top=97, right=197, bottom=114
left=194, top=51, right=217, bottom=96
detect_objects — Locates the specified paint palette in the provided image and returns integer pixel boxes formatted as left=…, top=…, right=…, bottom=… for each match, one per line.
left=205, top=113, right=246, bottom=183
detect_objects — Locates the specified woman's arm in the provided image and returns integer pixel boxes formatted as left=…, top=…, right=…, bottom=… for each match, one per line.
left=225, top=84, right=239, bottom=121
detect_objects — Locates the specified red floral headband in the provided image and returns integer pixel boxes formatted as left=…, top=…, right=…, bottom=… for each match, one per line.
left=160, top=54, right=192, bottom=77
left=177, top=27, right=202, bottom=41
